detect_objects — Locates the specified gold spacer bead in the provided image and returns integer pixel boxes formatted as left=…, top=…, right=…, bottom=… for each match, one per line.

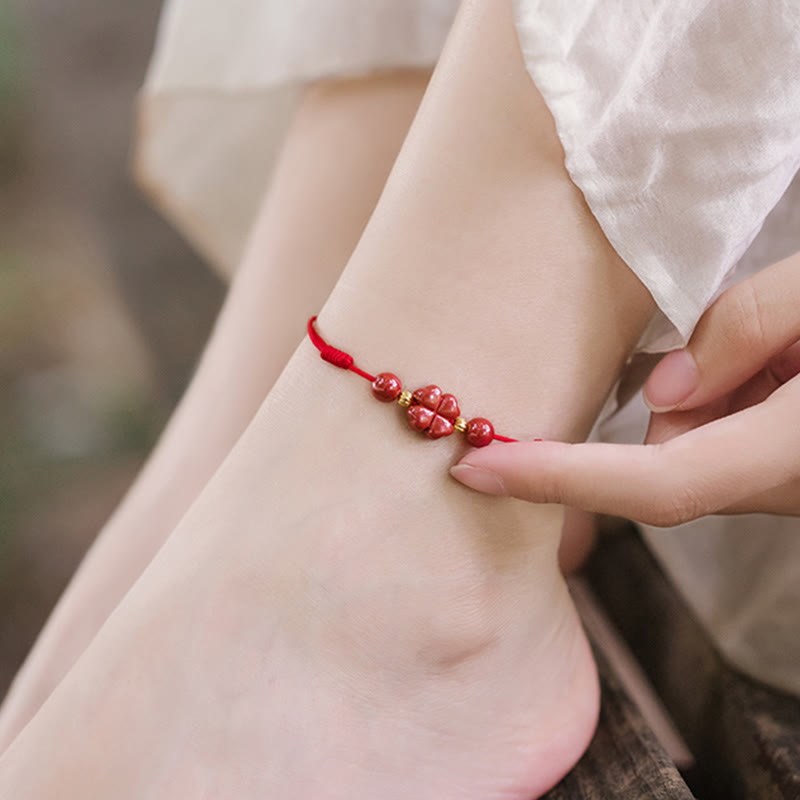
left=397, top=390, right=413, bottom=408
left=453, top=417, right=468, bottom=433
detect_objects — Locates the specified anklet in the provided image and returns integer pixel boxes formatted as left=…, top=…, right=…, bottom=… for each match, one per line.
left=307, top=315, right=522, bottom=448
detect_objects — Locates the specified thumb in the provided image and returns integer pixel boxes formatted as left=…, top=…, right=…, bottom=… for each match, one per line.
left=643, top=252, right=800, bottom=413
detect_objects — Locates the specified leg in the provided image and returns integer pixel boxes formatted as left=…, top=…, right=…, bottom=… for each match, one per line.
left=559, top=510, right=598, bottom=575
left=0, top=71, right=430, bottom=750
left=0, top=1, right=654, bottom=797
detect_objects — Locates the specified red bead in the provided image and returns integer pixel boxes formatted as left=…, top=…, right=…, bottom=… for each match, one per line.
left=466, top=418, right=494, bottom=447
left=372, top=372, right=402, bottom=402
left=410, top=385, right=460, bottom=418
left=436, top=393, right=460, bottom=420
left=407, top=404, right=435, bottom=432
left=406, top=384, right=458, bottom=439
left=412, top=385, right=442, bottom=409
left=427, top=415, right=454, bottom=439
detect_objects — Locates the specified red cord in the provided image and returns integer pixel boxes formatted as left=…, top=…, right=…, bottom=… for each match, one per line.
left=307, top=315, right=519, bottom=443
left=307, top=316, right=375, bottom=381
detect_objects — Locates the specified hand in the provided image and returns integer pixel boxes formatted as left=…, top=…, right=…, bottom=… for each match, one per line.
left=450, top=251, right=800, bottom=525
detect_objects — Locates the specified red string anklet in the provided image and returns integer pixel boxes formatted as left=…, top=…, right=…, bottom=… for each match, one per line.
left=307, top=315, right=524, bottom=448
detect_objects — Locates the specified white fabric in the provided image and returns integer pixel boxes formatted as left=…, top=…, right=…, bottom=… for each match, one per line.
left=136, top=0, right=459, bottom=275
left=514, top=0, right=800, bottom=351
left=135, top=0, right=800, bottom=695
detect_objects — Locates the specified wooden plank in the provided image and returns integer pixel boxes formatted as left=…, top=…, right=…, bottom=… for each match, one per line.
left=585, top=523, right=800, bottom=799
left=709, top=664, right=800, bottom=799
left=545, top=644, right=694, bottom=798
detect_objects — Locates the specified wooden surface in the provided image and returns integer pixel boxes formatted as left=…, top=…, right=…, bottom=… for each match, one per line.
left=545, top=642, right=694, bottom=798
left=585, top=523, right=800, bottom=800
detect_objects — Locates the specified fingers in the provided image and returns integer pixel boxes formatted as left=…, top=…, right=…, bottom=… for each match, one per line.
left=644, top=395, right=729, bottom=444
left=451, top=381, right=800, bottom=524
left=643, top=251, right=800, bottom=412
left=769, top=338, right=800, bottom=384
left=452, top=440, right=678, bottom=522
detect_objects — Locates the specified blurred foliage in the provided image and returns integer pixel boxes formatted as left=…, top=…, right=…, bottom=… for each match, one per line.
left=0, top=0, right=222, bottom=695
left=0, top=2, right=27, bottom=176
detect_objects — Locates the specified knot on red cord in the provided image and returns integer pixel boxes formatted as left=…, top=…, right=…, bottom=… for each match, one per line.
left=320, top=345, right=354, bottom=369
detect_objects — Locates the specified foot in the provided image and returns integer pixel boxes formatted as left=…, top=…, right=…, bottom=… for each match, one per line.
left=0, top=338, right=599, bottom=799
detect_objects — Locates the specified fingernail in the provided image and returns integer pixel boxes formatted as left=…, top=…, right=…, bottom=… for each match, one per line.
left=644, top=349, right=699, bottom=412
left=449, top=464, right=507, bottom=495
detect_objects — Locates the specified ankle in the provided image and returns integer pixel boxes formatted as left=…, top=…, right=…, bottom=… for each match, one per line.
left=237, top=345, right=570, bottom=674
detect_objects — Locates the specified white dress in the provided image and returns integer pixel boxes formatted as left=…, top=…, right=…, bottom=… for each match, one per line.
left=135, top=0, right=800, bottom=695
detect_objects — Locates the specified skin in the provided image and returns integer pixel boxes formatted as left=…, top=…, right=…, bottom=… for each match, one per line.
left=0, top=65, right=596, bottom=753
left=452, top=249, right=800, bottom=523
left=0, top=72, right=432, bottom=751
left=0, top=1, right=654, bottom=796
left=1, top=30, right=608, bottom=756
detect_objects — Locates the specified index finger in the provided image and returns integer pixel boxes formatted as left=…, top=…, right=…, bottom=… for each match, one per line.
left=452, top=382, right=800, bottom=525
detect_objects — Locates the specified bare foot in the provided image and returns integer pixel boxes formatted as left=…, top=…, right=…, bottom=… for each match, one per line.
left=0, top=344, right=599, bottom=798
left=0, top=0, right=653, bottom=790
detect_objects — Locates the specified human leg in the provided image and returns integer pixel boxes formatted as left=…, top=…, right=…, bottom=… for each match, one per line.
left=0, top=72, right=430, bottom=750
left=0, top=0, right=653, bottom=796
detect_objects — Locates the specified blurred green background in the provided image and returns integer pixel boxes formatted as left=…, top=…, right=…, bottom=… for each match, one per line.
left=0, top=0, right=224, bottom=696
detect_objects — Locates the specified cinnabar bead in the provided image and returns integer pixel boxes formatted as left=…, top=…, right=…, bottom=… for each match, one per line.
left=407, top=406, right=455, bottom=439
left=427, top=415, right=454, bottom=439
left=371, top=372, right=403, bottom=402
left=406, top=384, right=458, bottom=439
left=410, top=385, right=460, bottom=418
left=412, top=385, right=442, bottom=409
left=466, top=418, right=494, bottom=447
left=407, top=404, right=435, bottom=432
left=436, top=393, right=460, bottom=420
